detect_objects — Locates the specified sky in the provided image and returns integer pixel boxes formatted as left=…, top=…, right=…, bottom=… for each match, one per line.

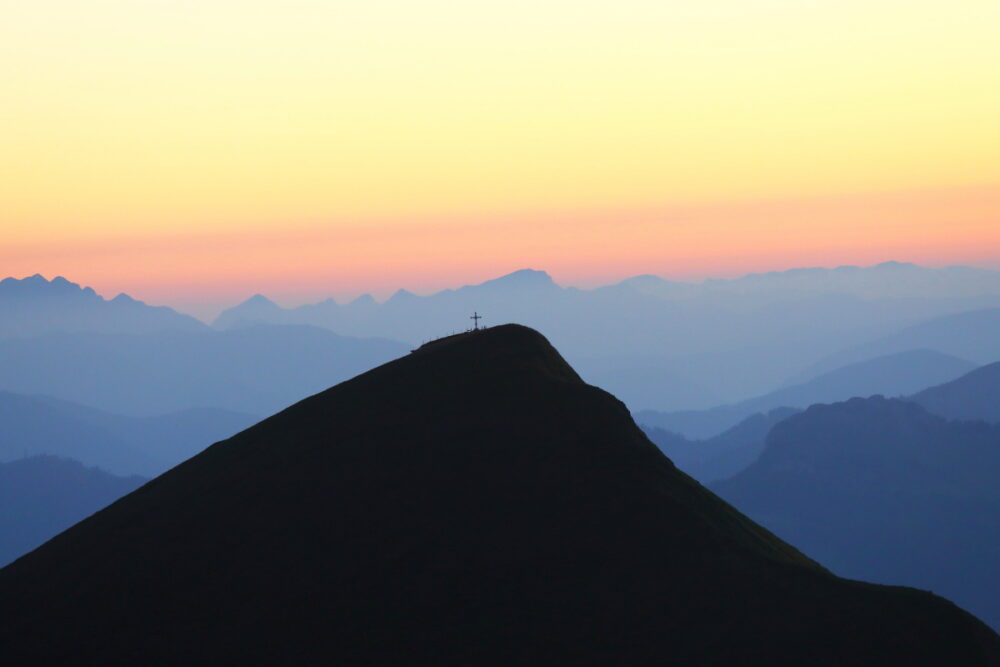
left=3, top=0, right=1000, bottom=317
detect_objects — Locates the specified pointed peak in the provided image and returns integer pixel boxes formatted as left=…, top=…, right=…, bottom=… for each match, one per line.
left=111, top=293, right=139, bottom=304
left=475, top=269, right=557, bottom=290
left=241, top=294, right=280, bottom=308
left=387, top=288, right=417, bottom=303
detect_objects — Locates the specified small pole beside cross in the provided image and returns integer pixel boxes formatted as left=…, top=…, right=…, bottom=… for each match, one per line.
left=470, top=312, right=482, bottom=331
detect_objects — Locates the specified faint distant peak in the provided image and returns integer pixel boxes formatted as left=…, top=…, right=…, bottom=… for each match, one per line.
left=387, top=288, right=418, bottom=304
left=475, top=268, right=558, bottom=290
left=241, top=294, right=281, bottom=309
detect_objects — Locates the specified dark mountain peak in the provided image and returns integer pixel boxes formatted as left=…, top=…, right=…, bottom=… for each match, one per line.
left=1, top=325, right=997, bottom=664
left=409, top=324, right=584, bottom=386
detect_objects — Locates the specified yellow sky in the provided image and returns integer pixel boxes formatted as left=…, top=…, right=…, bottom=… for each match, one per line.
left=2, top=0, right=1000, bottom=311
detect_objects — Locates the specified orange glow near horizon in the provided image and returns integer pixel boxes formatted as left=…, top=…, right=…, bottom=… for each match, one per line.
left=4, top=184, right=1000, bottom=320
left=2, top=1, right=1000, bottom=317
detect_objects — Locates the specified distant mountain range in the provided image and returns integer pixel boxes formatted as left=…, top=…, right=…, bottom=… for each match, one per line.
left=0, top=456, right=147, bottom=567
left=713, top=396, right=1000, bottom=631
left=0, top=390, right=256, bottom=476
left=207, top=263, right=1000, bottom=409
left=6, top=264, right=1000, bottom=413
left=2, top=325, right=996, bottom=664
left=0, top=325, right=407, bottom=416
left=0, top=274, right=204, bottom=340
left=799, top=306, right=1000, bottom=379
left=636, top=349, right=976, bottom=438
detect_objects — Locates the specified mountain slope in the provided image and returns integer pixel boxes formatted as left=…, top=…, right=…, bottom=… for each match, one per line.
left=0, top=456, right=147, bottom=567
left=637, top=349, right=975, bottom=438
left=0, top=274, right=205, bottom=339
left=713, top=396, right=1000, bottom=631
left=911, top=361, right=1000, bottom=423
left=0, top=326, right=996, bottom=665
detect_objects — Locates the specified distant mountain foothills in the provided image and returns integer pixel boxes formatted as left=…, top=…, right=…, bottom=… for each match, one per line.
left=210, top=263, right=1000, bottom=409
left=1, top=325, right=996, bottom=664
left=0, top=325, right=408, bottom=416
left=642, top=407, right=801, bottom=483
left=0, top=390, right=258, bottom=476
left=636, top=349, right=976, bottom=439
left=0, top=274, right=204, bottom=340
left=0, top=456, right=147, bottom=568
left=713, top=396, right=1000, bottom=632
left=911, top=360, right=1000, bottom=423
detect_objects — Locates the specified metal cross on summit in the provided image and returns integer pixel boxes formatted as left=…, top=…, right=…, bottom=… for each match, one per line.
left=470, top=312, right=482, bottom=331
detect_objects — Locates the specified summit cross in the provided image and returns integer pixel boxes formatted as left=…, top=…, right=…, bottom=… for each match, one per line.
left=470, top=312, right=482, bottom=330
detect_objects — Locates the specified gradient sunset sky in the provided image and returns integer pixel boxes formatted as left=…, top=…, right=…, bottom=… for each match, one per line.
left=3, top=0, right=1000, bottom=317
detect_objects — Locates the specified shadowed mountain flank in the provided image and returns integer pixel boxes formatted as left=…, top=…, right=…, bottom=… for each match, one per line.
left=1, top=326, right=997, bottom=665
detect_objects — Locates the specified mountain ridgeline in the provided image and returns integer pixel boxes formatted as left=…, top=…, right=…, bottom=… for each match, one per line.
left=1, top=325, right=996, bottom=664
left=713, top=396, right=1000, bottom=631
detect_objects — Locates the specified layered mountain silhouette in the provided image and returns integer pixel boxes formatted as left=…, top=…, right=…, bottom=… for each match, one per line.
left=713, top=396, right=1000, bottom=631
left=637, top=349, right=974, bottom=438
left=0, top=274, right=204, bottom=339
left=0, top=390, right=257, bottom=475
left=804, top=307, right=1000, bottom=378
left=0, top=325, right=407, bottom=416
left=208, top=264, right=1000, bottom=409
left=911, top=361, right=1000, bottom=423
left=0, top=456, right=147, bottom=567
left=1, top=325, right=996, bottom=664
left=643, top=407, right=801, bottom=483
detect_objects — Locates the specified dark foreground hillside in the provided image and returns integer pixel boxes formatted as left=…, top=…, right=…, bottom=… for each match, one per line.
left=0, top=456, right=147, bottom=567
left=1, top=325, right=997, bottom=665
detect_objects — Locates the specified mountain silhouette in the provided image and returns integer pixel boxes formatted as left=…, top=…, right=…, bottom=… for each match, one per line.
left=0, top=274, right=205, bottom=339
left=0, top=456, right=147, bottom=567
left=804, top=307, right=1000, bottom=377
left=637, top=349, right=975, bottom=438
left=1, top=325, right=996, bottom=664
left=713, top=396, right=1000, bottom=631
left=911, top=360, right=1000, bottom=423
left=209, top=264, right=1000, bottom=409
